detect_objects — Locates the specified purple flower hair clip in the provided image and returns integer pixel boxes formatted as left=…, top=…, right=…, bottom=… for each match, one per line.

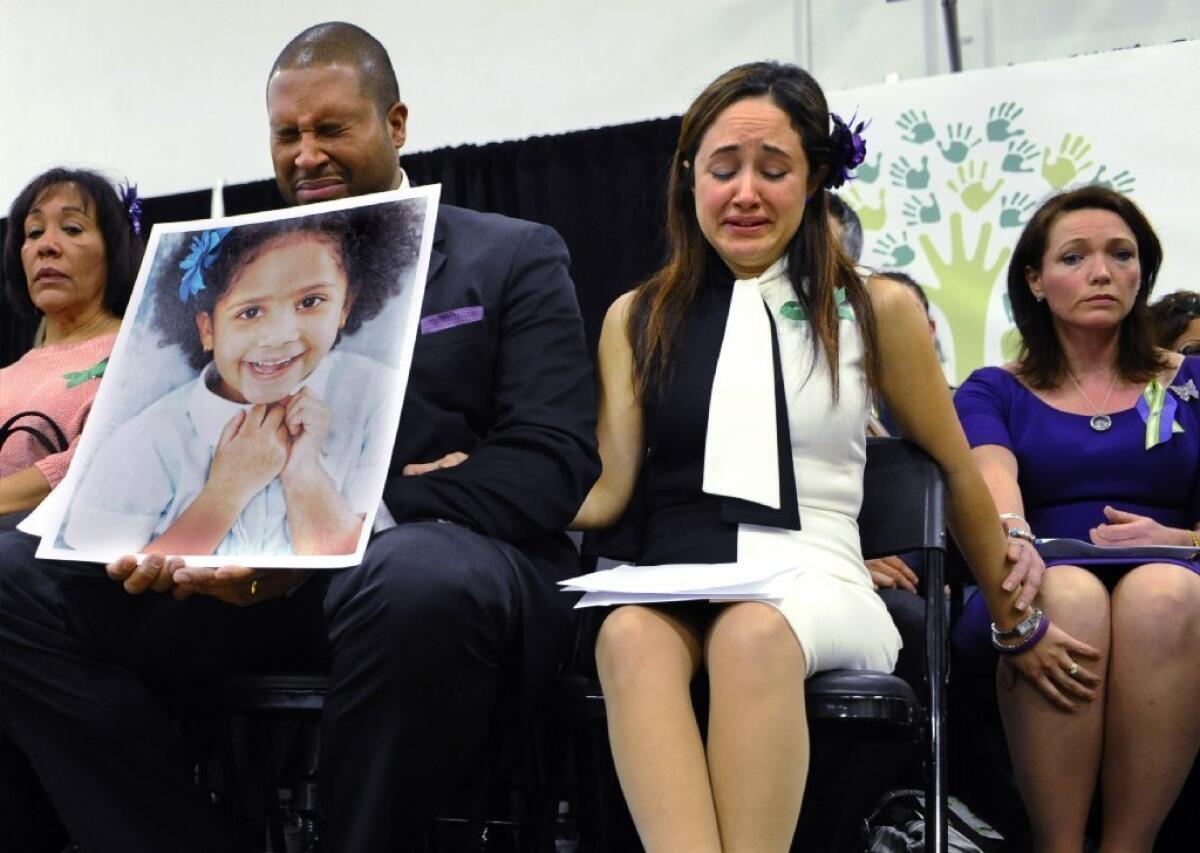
left=118, top=181, right=143, bottom=236
left=825, top=111, right=869, bottom=190
left=178, top=227, right=232, bottom=302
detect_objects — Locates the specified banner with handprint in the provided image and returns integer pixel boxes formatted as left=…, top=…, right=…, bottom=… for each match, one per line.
left=830, top=40, right=1197, bottom=383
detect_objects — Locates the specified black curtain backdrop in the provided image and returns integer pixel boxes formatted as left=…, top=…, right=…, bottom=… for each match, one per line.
left=2, top=116, right=682, bottom=367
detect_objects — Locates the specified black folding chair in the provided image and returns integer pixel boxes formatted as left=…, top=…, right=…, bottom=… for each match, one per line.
left=177, top=669, right=557, bottom=852
left=558, top=436, right=949, bottom=852
left=858, top=436, right=948, bottom=851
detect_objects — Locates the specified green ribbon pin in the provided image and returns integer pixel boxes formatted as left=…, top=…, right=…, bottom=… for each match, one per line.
left=1140, top=378, right=1184, bottom=451
left=779, top=288, right=855, bottom=323
left=63, top=357, right=108, bottom=389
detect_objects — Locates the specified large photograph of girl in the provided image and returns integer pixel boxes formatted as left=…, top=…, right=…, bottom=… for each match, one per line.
left=33, top=186, right=438, bottom=568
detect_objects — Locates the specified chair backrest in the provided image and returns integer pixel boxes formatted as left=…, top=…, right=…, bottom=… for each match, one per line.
left=859, top=437, right=946, bottom=559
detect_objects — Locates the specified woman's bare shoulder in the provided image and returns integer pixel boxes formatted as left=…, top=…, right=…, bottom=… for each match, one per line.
left=608, top=289, right=637, bottom=318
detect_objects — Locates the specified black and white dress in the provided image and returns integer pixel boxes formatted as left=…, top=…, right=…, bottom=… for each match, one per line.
left=634, top=255, right=901, bottom=675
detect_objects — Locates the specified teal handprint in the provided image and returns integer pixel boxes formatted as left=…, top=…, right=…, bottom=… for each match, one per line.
left=874, top=232, right=916, bottom=267
left=844, top=186, right=887, bottom=231
left=946, top=161, right=1003, bottom=213
left=1090, top=164, right=1136, bottom=193
left=919, top=213, right=1013, bottom=382
left=903, top=193, right=941, bottom=226
left=937, top=123, right=981, bottom=164
left=998, top=192, right=1036, bottom=228
left=986, top=102, right=1026, bottom=142
left=897, top=109, right=935, bottom=145
left=1001, top=140, right=1039, bottom=174
left=854, top=152, right=882, bottom=183
left=889, top=155, right=930, bottom=190
left=1042, top=133, right=1095, bottom=190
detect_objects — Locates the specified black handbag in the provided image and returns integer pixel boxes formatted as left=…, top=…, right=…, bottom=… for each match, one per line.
left=0, top=410, right=69, bottom=456
left=862, top=789, right=1006, bottom=853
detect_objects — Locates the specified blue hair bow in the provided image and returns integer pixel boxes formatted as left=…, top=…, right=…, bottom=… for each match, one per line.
left=178, top=227, right=232, bottom=302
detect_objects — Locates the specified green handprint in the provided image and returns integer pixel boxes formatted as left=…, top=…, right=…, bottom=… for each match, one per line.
left=919, top=213, right=1013, bottom=382
left=937, top=123, right=981, bottom=164
left=986, top=101, right=1026, bottom=142
left=998, top=192, right=1036, bottom=228
left=902, top=193, right=941, bottom=227
left=854, top=152, right=882, bottom=183
left=874, top=232, right=916, bottom=267
left=1090, top=164, right=1136, bottom=193
left=897, top=109, right=935, bottom=145
left=946, top=161, right=1003, bottom=213
left=889, top=155, right=930, bottom=190
left=844, top=186, right=887, bottom=231
left=1042, top=133, right=1094, bottom=190
left=1001, top=140, right=1039, bottom=174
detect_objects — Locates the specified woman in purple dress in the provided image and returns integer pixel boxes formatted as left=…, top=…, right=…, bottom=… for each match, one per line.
left=954, top=185, right=1200, bottom=852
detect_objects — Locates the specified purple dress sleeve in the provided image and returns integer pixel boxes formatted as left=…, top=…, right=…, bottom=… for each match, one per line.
left=953, top=367, right=1015, bottom=451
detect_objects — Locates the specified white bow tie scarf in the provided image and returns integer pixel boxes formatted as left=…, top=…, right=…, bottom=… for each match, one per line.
left=702, top=262, right=788, bottom=510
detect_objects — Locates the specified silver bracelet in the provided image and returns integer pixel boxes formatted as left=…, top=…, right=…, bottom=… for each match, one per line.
left=991, top=606, right=1044, bottom=644
left=1007, top=527, right=1036, bottom=545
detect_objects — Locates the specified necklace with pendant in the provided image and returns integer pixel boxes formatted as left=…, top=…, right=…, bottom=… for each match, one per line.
left=1067, top=371, right=1118, bottom=432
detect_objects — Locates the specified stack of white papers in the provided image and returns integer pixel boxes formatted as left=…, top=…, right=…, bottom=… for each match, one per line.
left=559, top=561, right=801, bottom=609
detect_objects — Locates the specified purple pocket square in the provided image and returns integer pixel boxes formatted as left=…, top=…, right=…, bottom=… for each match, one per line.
left=420, top=306, right=485, bottom=335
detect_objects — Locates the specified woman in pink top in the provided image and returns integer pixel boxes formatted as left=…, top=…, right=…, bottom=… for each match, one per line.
left=0, top=168, right=144, bottom=518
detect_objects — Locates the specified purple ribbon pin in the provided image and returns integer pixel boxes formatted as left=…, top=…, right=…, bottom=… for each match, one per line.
left=1136, top=388, right=1178, bottom=448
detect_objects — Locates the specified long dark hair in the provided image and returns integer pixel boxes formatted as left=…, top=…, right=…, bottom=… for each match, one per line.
left=1009, top=185, right=1166, bottom=389
left=627, top=61, right=878, bottom=402
left=4, top=168, right=144, bottom=319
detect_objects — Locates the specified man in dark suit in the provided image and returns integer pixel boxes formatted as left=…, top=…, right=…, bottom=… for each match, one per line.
left=0, top=21, right=599, bottom=852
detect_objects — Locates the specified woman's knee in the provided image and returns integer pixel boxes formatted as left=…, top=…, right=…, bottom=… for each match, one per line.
left=595, top=606, right=700, bottom=690
left=1112, top=565, right=1200, bottom=657
left=1037, top=565, right=1110, bottom=630
left=705, top=602, right=805, bottom=687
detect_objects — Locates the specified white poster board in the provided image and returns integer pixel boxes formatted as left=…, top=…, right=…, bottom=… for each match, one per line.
left=28, top=186, right=439, bottom=568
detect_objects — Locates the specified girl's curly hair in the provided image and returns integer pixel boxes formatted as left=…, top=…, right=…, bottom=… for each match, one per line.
left=153, top=204, right=421, bottom=369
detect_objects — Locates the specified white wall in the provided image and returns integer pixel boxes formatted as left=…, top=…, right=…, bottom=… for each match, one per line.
left=801, top=0, right=1200, bottom=88
left=3, top=0, right=1198, bottom=210
left=1, top=0, right=797, bottom=207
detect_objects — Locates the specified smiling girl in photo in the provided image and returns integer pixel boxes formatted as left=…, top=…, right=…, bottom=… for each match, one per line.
left=63, top=207, right=417, bottom=556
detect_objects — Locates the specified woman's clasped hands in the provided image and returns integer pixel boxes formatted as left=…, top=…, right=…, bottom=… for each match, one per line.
left=995, top=538, right=1102, bottom=712
left=999, top=532, right=1046, bottom=612
left=1000, top=620, right=1103, bottom=712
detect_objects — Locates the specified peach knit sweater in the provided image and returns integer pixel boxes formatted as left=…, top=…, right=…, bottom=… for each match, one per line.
left=0, top=333, right=117, bottom=487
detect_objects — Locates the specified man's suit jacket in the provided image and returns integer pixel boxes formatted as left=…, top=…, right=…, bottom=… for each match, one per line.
left=382, top=204, right=600, bottom=571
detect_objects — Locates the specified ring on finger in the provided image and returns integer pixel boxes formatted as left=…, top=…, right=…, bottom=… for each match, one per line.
left=1067, top=661, right=1079, bottom=678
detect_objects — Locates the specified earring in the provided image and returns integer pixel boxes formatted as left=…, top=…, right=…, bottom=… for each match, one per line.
left=1034, top=294, right=1044, bottom=303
